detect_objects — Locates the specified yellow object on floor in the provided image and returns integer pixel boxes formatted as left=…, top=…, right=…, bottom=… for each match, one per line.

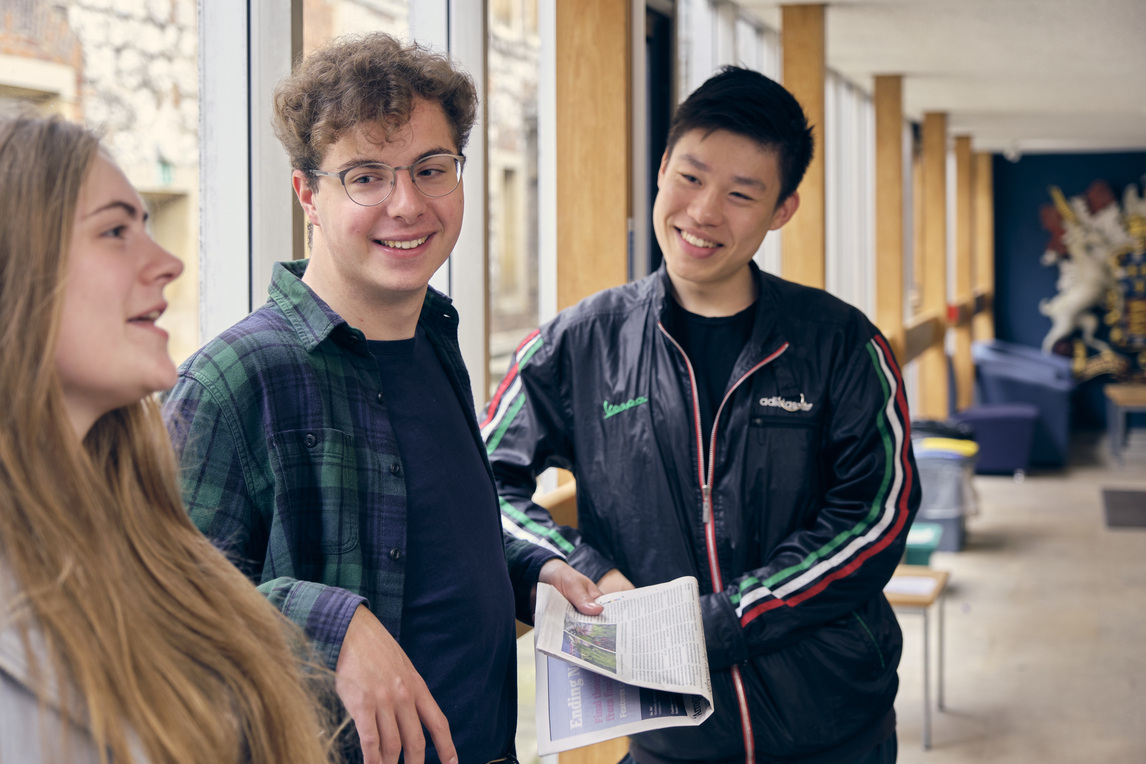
left=919, top=437, right=979, bottom=457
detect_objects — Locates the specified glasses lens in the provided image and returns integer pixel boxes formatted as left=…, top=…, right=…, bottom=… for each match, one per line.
left=343, top=164, right=395, bottom=205
left=412, top=155, right=462, bottom=197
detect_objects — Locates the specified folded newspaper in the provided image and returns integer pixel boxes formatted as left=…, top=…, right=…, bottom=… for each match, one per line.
left=533, top=576, right=714, bottom=755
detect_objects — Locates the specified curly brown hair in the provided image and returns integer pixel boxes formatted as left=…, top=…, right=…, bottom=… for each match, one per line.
left=273, top=32, right=477, bottom=185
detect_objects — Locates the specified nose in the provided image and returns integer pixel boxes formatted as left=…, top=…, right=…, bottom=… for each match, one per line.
left=384, top=169, right=427, bottom=222
left=688, top=186, right=723, bottom=227
left=145, top=235, right=184, bottom=286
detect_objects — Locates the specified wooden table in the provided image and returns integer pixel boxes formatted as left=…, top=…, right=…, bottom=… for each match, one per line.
left=884, top=565, right=950, bottom=750
left=1104, top=384, right=1146, bottom=463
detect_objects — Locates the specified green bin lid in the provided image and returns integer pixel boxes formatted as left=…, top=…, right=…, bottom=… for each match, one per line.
left=907, top=522, right=943, bottom=548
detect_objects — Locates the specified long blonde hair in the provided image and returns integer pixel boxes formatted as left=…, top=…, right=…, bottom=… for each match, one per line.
left=0, top=115, right=338, bottom=763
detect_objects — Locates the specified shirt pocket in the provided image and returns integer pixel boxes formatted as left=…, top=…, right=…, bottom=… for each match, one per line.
left=270, top=427, right=360, bottom=556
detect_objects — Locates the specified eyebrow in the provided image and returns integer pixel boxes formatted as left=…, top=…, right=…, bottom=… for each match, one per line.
left=86, top=200, right=149, bottom=223
left=335, top=147, right=457, bottom=171
left=679, top=153, right=768, bottom=191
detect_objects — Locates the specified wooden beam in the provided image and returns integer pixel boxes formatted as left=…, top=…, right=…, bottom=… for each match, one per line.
left=780, top=3, right=825, bottom=289
left=952, top=135, right=974, bottom=411
left=533, top=479, right=578, bottom=528
left=552, top=7, right=633, bottom=759
left=874, top=75, right=905, bottom=363
left=918, top=112, right=949, bottom=419
left=973, top=151, right=996, bottom=341
left=556, top=0, right=631, bottom=310
left=904, top=311, right=945, bottom=365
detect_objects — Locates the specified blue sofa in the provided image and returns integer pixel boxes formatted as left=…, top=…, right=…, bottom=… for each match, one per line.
left=970, top=340, right=1076, bottom=468
left=950, top=403, right=1039, bottom=475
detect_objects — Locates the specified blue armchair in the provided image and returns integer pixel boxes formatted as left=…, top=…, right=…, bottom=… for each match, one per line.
left=971, top=340, right=1076, bottom=468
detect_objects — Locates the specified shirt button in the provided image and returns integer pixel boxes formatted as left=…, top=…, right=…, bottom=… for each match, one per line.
left=303, top=433, right=317, bottom=448
left=376, top=391, right=384, bottom=404
left=389, top=548, right=403, bottom=561
left=390, top=461, right=402, bottom=475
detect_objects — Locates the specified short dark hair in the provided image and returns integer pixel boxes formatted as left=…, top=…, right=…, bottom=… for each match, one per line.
left=665, top=66, right=814, bottom=203
left=273, top=32, right=477, bottom=182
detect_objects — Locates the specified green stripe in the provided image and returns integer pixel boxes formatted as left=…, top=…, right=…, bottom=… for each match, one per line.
left=500, top=497, right=576, bottom=554
left=518, top=335, right=544, bottom=367
left=486, top=393, right=526, bottom=454
left=753, top=341, right=897, bottom=590
left=484, top=335, right=543, bottom=456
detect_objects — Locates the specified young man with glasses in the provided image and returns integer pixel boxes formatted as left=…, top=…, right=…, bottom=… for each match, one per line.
left=484, top=67, right=920, bottom=764
left=163, top=33, right=603, bottom=764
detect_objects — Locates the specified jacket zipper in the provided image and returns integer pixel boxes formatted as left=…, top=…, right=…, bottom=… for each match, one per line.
left=659, top=321, right=788, bottom=764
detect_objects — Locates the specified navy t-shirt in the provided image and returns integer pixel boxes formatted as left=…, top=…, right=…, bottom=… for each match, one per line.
left=368, top=325, right=517, bottom=763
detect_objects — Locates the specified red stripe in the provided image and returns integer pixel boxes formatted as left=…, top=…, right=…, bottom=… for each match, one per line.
left=739, top=337, right=914, bottom=625
left=706, top=514, right=722, bottom=590
left=730, top=666, right=755, bottom=763
left=479, top=329, right=540, bottom=429
left=741, top=598, right=784, bottom=624
left=771, top=340, right=914, bottom=608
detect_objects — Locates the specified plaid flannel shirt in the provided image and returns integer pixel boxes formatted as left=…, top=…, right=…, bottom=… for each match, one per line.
left=163, top=260, right=556, bottom=669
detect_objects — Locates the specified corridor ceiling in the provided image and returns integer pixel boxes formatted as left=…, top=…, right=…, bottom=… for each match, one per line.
left=739, top=0, right=1146, bottom=154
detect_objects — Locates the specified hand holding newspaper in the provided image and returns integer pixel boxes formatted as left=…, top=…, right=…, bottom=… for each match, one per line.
left=533, top=576, right=713, bottom=755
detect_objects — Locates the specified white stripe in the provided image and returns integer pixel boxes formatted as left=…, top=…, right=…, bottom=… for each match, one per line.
left=735, top=340, right=906, bottom=617
left=501, top=513, right=567, bottom=557
left=480, top=334, right=541, bottom=442
left=481, top=374, right=523, bottom=441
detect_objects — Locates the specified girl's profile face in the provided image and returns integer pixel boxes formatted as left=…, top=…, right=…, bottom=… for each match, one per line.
left=55, top=154, right=184, bottom=437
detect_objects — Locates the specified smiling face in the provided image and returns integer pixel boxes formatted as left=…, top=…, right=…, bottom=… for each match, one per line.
left=294, top=98, right=464, bottom=339
left=55, top=154, right=184, bottom=437
left=653, top=128, right=799, bottom=315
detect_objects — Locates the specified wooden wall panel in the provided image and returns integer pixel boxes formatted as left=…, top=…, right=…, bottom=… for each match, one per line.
left=874, top=75, right=905, bottom=363
left=918, top=112, right=949, bottom=419
left=556, top=0, right=631, bottom=310
left=553, top=9, right=632, bottom=763
left=953, top=135, right=974, bottom=411
left=973, top=151, right=996, bottom=341
left=780, top=4, right=826, bottom=289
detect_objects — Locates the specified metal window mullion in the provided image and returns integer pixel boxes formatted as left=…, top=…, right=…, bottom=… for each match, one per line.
left=412, top=1, right=489, bottom=408
left=248, top=0, right=297, bottom=311
left=199, top=0, right=251, bottom=342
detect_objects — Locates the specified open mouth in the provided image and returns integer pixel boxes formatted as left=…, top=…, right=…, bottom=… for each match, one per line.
left=376, top=235, right=429, bottom=250
left=678, top=229, right=719, bottom=249
left=128, top=307, right=164, bottom=324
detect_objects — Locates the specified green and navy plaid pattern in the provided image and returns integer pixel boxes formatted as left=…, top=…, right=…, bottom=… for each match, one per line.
left=163, top=260, right=554, bottom=669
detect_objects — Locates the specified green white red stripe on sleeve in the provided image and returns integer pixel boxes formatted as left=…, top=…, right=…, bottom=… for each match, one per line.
left=732, top=334, right=914, bottom=626
left=481, top=329, right=543, bottom=452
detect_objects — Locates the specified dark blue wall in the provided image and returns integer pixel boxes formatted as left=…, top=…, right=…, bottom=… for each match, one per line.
left=993, top=151, right=1146, bottom=429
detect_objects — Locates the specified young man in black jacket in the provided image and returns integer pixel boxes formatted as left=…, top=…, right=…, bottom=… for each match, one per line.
left=483, top=67, right=920, bottom=764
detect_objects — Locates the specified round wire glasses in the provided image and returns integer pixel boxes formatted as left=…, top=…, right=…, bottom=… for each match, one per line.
left=311, top=153, right=465, bottom=206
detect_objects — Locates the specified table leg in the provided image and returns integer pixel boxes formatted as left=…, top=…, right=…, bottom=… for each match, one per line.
left=938, top=589, right=946, bottom=712
left=922, top=608, right=931, bottom=750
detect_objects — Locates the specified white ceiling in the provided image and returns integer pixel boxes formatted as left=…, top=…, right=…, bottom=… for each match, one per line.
left=738, top=0, right=1146, bottom=154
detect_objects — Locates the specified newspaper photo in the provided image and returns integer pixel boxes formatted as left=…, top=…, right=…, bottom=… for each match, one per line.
left=533, top=576, right=713, bottom=755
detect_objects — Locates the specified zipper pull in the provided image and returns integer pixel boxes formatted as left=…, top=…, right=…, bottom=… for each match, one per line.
left=702, top=484, right=712, bottom=524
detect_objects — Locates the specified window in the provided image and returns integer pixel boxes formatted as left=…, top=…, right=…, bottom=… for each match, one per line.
left=303, top=0, right=409, bottom=52
left=825, top=71, right=875, bottom=318
left=2, top=0, right=202, bottom=365
left=487, top=0, right=542, bottom=395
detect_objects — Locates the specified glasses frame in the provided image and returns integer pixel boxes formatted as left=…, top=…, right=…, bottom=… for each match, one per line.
left=311, top=153, right=466, bottom=207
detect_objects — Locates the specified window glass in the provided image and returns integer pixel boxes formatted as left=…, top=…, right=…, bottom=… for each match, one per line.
left=1, top=1, right=202, bottom=365
left=303, top=0, right=410, bottom=53
left=487, top=0, right=541, bottom=395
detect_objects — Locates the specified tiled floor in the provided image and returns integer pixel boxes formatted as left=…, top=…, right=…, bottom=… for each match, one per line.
left=897, top=431, right=1146, bottom=763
